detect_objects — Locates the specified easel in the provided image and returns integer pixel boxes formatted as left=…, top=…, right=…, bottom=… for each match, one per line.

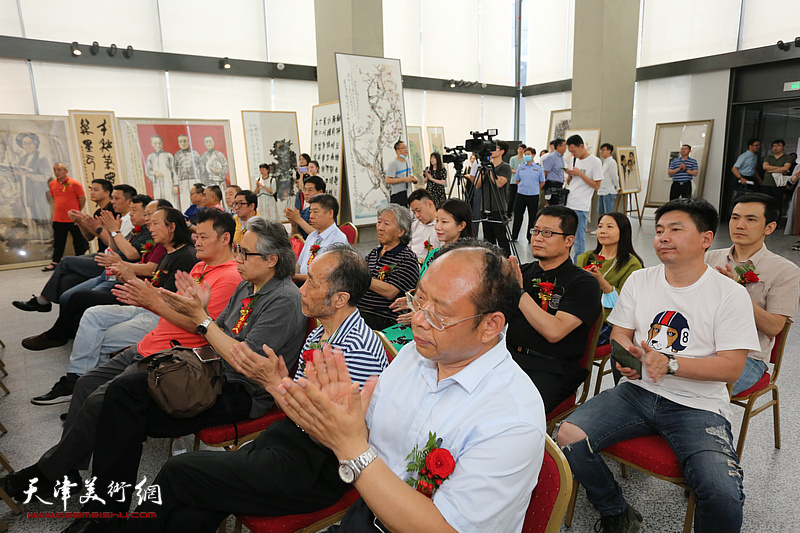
left=615, top=191, right=643, bottom=224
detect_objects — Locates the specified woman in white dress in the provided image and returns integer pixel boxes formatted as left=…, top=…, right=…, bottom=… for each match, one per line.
left=254, top=163, right=279, bottom=221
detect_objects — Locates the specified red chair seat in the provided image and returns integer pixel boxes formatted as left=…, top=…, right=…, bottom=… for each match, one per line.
left=196, top=407, right=286, bottom=445
left=594, top=344, right=611, bottom=359
left=546, top=393, right=576, bottom=422
left=523, top=451, right=559, bottom=531
left=603, top=434, right=682, bottom=478
left=732, top=371, right=771, bottom=400
left=239, top=488, right=360, bottom=532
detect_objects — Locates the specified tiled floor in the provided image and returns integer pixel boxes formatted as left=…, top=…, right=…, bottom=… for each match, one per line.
left=0, top=213, right=798, bottom=532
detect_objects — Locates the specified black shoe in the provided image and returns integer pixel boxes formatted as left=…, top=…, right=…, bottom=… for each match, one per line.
left=12, top=295, right=51, bottom=312
left=0, top=465, right=81, bottom=501
left=22, top=332, right=68, bottom=351
left=31, top=374, right=78, bottom=405
left=594, top=504, right=643, bottom=533
left=60, top=412, right=68, bottom=421
left=61, top=517, right=123, bottom=533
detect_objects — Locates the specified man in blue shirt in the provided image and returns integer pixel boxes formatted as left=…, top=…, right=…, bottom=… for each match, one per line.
left=512, top=146, right=546, bottom=242
left=667, top=144, right=699, bottom=200
left=731, top=138, right=761, bottom=196
left=122, top=245, right=389, bottom=532
left=276, top=241, right=547, bottom=532
left=285, top=175, right=325, bottom=239
left=541, top=138, right=567, bottom=206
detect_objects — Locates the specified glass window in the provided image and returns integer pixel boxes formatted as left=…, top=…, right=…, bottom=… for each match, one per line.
left=523, top=92, right=572, bottom=154
left=421, top=0, right=480, bottom=80
left=0, top=0, right=23, bottom=37
left=265, top=0, right=317, bottom=65
left=741, top=1, right=800, bottom=50
left=383, top=0, right=422, bottom=76
left=524, top=0, right=574, bottom=85
left=0, top=59, right=35, bottom=114
left=479, top=0, right=516, bottom=86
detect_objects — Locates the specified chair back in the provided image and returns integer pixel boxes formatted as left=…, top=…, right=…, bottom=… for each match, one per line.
left=522, top=435, right=573, bottom=533
left=769, top=322, right=790, bottom=385
left=576, top=313, right=604, bottom=400
left=341, top=222, right=359, bottom=245
left=290, top=234, right=305, bottom=259
left=375, top=330, right=398, bottom=362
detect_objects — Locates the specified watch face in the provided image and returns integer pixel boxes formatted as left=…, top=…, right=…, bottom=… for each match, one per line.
left=338, top=463, right=356, bottom=484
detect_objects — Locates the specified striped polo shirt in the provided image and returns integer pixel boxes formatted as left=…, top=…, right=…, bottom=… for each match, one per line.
left=668, top=156, right=698, bottom=183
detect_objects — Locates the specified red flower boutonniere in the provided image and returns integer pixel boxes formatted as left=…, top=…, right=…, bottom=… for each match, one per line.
left=583, top=253, right=605, bottom=270
left=307, top=242, right=322, bottom=265
left=734, top=264, right=759, bottom=285
left=150, top=269, right=164, bottom=287
left=378, top=264, right=397, bottom=281
left=405, top=432, right=456, bottom=498
left=299, top=341, right=323, bottom=375
left=424, top=240, right=433, bottom=252
left=231, top=294, right=261, bottom=335
left=131, top=225, right=142, bottom=237
left=532, top=278, right=557, bottom=311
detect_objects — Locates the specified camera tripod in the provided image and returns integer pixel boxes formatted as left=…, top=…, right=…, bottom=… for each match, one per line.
left=471, top=159, right=517, bottom=258
left=447, top=162, right=473, bottom=204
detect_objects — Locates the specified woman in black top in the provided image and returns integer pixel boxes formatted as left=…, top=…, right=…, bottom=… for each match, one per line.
left=424, top=152, right=447, bottom=207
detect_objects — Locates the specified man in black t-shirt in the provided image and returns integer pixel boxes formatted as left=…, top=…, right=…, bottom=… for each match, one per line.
left=507, top=205, right=601, bottom=413
left=470, top=140, right=512, bottom=256
left=67, top=178, right=116, bottom=253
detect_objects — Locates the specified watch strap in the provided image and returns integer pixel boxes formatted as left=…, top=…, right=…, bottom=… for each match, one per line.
left=196, top=316, right=213, bottom=335
left=340, top=446, right=378, bottom=483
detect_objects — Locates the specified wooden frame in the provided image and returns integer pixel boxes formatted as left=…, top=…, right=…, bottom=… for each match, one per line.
left=565, top=128, right=601, bottom=157
left=616, top=146, right=641, bottom=194
left=644, top=119, right=714, bottom=208
left=547, top=109, right=571, bottom=145
left=406, top=125, right=425, bottom=185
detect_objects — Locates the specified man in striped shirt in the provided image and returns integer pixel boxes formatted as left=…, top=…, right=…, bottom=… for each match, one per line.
left=668, top=144, right=699, bottom=200
left=126, top=244, right=389, bottom=532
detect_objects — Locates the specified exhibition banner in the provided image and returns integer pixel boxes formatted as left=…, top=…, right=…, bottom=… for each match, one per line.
left=0, top=114, right=79, bottom=268
left=336, top=53, right=408, bottom=226
left=117, top=118, right=234, bottom=211
left=310, top=102, right=343, bottom=209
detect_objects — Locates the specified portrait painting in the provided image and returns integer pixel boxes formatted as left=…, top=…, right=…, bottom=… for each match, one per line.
left=616, top=146, right=641, bottom=194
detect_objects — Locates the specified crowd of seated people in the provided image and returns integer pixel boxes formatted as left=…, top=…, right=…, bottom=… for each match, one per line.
left=3, top=187, right=797, bottom=533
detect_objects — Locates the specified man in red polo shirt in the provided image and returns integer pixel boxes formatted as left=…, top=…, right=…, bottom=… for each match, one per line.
left=47, top=162, right=89, bottom=270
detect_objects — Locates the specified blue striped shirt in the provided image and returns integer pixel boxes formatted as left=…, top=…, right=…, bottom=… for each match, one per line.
left=668, top=156, right=698, bottom=183
left=294, top=309, right=389, bottom=385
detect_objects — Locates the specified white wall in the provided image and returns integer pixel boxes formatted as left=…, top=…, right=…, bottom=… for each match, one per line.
left=523, top=92, right=573, bottom=154
left=633, top=70, right=731, bottom=209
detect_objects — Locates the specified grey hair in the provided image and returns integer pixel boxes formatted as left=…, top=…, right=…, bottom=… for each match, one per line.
left=318, top=243, right=372, bottom=306
left=245, top=216, right=296, bottom=279
left=378, top=203, right=413, bottom=246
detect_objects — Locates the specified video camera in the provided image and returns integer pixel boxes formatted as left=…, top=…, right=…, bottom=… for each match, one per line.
left=464, top=129, right=498, bottom=161
left=442, top=146, right=468, bottom=167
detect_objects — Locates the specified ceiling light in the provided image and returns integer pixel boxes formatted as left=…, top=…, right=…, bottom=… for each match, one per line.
left=777, top=40, right=790, bottom=51
left=123, top=45, right=134, bottom=59
left=449, top=79, right=456, bottom=88
left=220, top=57, right=231, bottom=70
left=90, top=41, right=99, bottom=55
left=71, top=42, right=81, bottom=56
left=107, top=43, right=117, bottom=57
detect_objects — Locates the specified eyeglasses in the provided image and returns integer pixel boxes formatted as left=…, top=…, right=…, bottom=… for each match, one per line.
left=234, top=244, right=260, bottom=259
left=231, top=201, right=244, bottom=208
left=405, top=291, right=486, bottom=331
left=530, top=228, right=574, bottom=238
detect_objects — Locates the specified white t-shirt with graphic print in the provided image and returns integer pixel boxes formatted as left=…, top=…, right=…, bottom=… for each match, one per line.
left=608, top=264, right=759, bottom=421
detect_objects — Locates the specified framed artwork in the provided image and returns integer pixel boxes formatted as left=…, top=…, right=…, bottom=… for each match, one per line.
left=336, top=52, right=407, bottom=226
left=644, top=120, right=714, bottom=208
left=616, top=146, right=641, bottom=193
left=427, top=126, right=445, bottom=156
left=310, top=102, right=343, bottom=208
left=547, top=109, right=572, bottom=144
left=565, top=128, right=601, bottom=157
left=117, top=118, right=234, bottom=212
left=406, top=126, right=425, bottom=185
left=242, top=110, right=301, bottom=222
left=0, top=114, right=80, bottom=269
left=69, top=110, right=125, bottom=188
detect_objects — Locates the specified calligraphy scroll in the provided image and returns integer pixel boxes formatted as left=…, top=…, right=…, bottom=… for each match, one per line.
left=69, top=110, right=124, bottom=187
left=310, top=102, right=343, bottom=207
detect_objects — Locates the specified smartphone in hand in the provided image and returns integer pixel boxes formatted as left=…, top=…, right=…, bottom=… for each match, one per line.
left=611, top=339, right=642, bottom=376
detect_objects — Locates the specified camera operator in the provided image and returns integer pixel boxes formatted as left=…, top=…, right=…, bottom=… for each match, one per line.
left=469, top=140, right=512, bottom=256
left=385, top=140, right=417, bottom=206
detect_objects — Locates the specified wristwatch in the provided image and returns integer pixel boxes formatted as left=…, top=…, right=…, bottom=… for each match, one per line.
left=110, top=231, right=119, bottom=238
left=665, top=353, right=680, bottom=375
left=196, top=316, right=213, bottom=335
left=338, top=446, right=378, bottom=484
left=95, top=227, right=103, bottom=235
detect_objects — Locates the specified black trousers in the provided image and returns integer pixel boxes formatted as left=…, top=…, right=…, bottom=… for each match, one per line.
left=45, top=288, right=121, bottom=341
left=482, top=211, right=511, bottom=257
left=389, top=190, right=408, bottom=206
left=41, top=255, right=104, bottom=303
left=52, top=221, right=89, bottom=263
left=506, top=182, right=518, bottom=218
left=125, top=419, right=347, bottom=533
left=511, top=194, right=539, bottom=241
left=669, top=180, right=692, bottom=200
left=510, top=348, right=588, bottom=414
left=88, top=377, right=255, bottom=513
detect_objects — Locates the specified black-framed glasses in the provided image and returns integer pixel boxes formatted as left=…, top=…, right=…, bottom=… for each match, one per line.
left=234, top=244, right=260, bottom=259
left=530, top=228, right=574, bottom=238
left=231, top=201, right=244, bottom=208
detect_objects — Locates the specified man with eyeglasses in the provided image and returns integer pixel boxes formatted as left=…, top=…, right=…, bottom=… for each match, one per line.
left=232, top=189, right=259, bottom=244
left=294, top=194, right=348, bottom=282
left=506, top=205, right=602, bottom=414
left=272, top=241, right=546, bottom=532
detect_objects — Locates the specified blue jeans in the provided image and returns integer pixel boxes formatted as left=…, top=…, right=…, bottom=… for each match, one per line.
left=731, top=357, right=767, bottom=396
left=598, top=194, right=616, bottom=217
left=561, top=383, right=743, bottom=532
left=572, top=210, right=589, bottom=259
left=60, top=273, right=117, bottom=308
left=67, top=306, right=158, bottom=376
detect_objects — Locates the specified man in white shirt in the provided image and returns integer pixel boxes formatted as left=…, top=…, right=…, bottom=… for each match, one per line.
left=559, top=199, right=759, bottom=533
left=597, top=143, right=621, bottom=217
left=407, top=189, right=440, bottom=260
left=294, top=194, right=348, bottom=281
left=565, top=134, right=603, bottom=258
